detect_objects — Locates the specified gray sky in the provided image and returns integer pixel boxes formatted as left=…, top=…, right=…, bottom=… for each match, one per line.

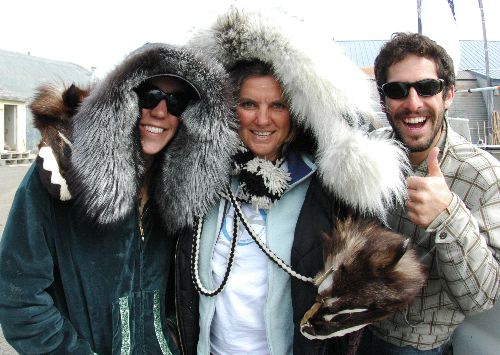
left=1, top=0, right=498, bottom=78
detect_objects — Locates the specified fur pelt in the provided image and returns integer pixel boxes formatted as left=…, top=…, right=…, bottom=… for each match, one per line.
left=189, top=9, right=410, bottom=221
left=30, top=84, right=89, bottom=201
left=64, top=43, right=239, bottom=230
left=300, top=218, right=426, bottom=339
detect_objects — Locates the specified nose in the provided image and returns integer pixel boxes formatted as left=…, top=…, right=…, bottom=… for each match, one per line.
left=255, top=108, right=270, bottom=126
left=403, top=87, right=424, bottom=111
left=150, top=99, right=168, bottom=118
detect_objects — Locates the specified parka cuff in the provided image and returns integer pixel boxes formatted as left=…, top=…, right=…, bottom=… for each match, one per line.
left=426, top=193, right=460, bottom=242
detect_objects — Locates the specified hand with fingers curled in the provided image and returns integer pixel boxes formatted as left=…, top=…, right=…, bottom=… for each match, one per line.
left=406, top=147, right=453, bottom=229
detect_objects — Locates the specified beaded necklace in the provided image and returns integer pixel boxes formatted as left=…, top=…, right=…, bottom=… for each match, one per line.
left=191, top=187, right=315, bottom=297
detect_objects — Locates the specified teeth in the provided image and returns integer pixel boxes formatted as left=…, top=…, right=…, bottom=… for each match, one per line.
left=144, top=125, right=164, bottom=134
left=404, top=117, right=426, bottom=124
left=335, top=308, right=368, bottom=315
left=322, top=308, right=369, bottom=322
left=252, top=131, right=272, bottom=137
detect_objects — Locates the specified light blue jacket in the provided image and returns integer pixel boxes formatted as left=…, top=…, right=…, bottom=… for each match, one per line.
left=196, top=153, right=316, bottom=354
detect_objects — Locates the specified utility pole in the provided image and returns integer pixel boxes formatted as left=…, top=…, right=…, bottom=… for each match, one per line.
left=478, top=0, right=491, bottom=88
left=417, top=0, right=422, bottom=34
left=478, top=0, right=493, bottom=143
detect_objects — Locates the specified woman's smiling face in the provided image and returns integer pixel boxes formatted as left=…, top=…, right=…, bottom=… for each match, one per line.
left=138, top=77, right=185, bottom=157
left=237, top=75, right=291, bottom=161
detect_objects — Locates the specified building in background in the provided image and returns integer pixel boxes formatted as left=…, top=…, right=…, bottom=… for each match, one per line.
left=2, top=40, right=498, bottom=164
left=0, top=49, right=91, bottom=165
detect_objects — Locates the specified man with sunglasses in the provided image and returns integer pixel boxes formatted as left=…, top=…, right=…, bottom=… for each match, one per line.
left=358, top=32, right=500, bottom=355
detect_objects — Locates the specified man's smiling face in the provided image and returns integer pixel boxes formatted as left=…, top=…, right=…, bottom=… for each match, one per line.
left=383, top=54, right=454, bottom=155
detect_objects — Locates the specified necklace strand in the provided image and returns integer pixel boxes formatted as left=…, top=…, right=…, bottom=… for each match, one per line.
left=190, top=213, right=240, bottom=296
left=190, top=187, right=314, bottom=297
left=226, top=188, right=314, bottom=283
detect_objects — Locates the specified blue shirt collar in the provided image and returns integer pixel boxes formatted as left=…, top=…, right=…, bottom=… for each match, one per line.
left=287, top=151, right=315, bottom=184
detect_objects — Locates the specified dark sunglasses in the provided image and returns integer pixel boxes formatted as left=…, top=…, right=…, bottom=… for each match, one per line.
left=380, top=79, right=445, bottom=99
left=136, top=84, right=192, bottom=117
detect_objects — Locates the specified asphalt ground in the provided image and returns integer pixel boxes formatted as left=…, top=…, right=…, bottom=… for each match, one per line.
left=0, top=163, right=30, bottom=354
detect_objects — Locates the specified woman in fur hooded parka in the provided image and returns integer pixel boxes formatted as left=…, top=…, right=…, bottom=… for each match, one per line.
left=174, top=9, right=411, bottom=355
left=0, top=43, right=238, bottom=354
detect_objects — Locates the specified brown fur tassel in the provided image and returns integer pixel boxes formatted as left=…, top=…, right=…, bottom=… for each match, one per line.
left=30, top=84, right=89, bottom=174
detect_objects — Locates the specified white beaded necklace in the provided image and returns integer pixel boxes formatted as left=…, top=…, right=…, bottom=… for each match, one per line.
left=191, top=188, right=314, bottom=297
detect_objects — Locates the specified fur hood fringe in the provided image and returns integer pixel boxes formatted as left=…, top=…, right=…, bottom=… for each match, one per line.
left=189, top=9, right=409, bottom=221
left=69, top=43, right=239, bottom=230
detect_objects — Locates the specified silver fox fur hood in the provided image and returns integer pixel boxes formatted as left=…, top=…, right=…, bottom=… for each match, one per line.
left=69, top=43, right=239, bottom=230
left=189, top=9, right=410, bottom=221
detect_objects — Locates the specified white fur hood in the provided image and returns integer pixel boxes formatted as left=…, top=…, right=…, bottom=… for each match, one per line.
left=188, top=9, right=409, bottom=221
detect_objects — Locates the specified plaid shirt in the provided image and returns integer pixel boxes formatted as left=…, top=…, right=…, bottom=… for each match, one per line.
left=369, top=122, right=500, bottom=350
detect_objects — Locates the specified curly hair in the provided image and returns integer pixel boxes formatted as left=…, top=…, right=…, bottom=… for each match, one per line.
left=374, top=32, right=455, bottom=101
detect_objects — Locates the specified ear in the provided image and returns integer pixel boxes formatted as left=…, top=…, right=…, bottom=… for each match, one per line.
left=379, top=97, right=388, bottom=113
left=444, top=84, right=455, bottom=110
left=285, top=122, right=297, bottom=143
left=380, top=238, right=408, bottom=271
left=321, top=231, right=336, bottom=260
left=62, top=84, right=89, bottom=116
left=373, top=236, right=409, bottom=272
left=392, top=238, right=409, bottom=266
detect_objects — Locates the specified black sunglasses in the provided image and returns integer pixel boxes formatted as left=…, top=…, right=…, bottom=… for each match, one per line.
left=380, top=79, right=445, bottom=100
left=136, top=84, right=192, bottom=117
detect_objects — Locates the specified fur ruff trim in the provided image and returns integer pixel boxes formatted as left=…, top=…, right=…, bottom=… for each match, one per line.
left=189, top=9, right=409, bottom=220
left=69, top=43, right=239, bottom=230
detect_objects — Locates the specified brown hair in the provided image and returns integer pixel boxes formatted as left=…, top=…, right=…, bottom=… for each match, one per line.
left=374, top=32, right=455, bottom=101
left=229, top=60, right=316, bottom=156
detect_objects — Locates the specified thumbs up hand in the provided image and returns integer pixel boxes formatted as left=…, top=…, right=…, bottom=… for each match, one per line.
left=426, top=146, right=444, bottom=178
left=406, top=147, right=453, bottom=228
